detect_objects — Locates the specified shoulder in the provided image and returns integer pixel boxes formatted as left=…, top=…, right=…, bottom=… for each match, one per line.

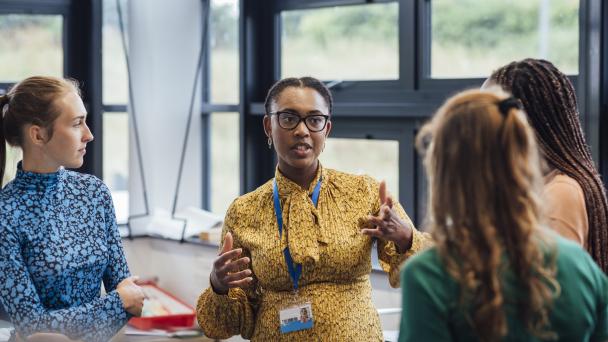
left=225, top=180, right=273, bottom=221
left=544, top=174, right=585, bottom=201
left=542, top=232, right=601, bottom=280
left=325, top=168, right=380, bottom=194
left=63, top=170, right=111, bottom=195
left=401, top=247, right=445, bottom=284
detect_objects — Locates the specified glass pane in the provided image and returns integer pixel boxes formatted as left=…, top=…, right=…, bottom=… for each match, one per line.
left=210, top=0, right=239, bottom=103
left=321, top=138, right=399, bottom=199
left=103, top=113, right=129, bottom=224
left=103, top=0, right=129, bottom=104
left=210, top=113, right=240, bottom=216
left=0, top=15, right=63, bottom=82
left=281, top=3, right=399, bottom=81
left=431, top=0, right=579, bottom=78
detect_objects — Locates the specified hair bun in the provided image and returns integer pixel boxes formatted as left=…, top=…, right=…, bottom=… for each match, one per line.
left=498, top=97, right=522, bottom=116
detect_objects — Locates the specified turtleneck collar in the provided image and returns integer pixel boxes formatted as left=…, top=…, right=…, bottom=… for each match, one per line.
left=274, top=162, right=326, bottom=197
left=12, top=161, right=64, bottom=192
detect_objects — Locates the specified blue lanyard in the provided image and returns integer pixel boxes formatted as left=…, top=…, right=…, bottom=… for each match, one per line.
left=273, top=177, right=322, bottom=291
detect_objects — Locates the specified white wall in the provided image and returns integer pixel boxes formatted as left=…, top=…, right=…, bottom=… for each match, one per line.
left=128, top=0, right=202, bottom=235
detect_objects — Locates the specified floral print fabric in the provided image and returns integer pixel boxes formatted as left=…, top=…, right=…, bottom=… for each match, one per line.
left=0, top=164, right=130, bottom=341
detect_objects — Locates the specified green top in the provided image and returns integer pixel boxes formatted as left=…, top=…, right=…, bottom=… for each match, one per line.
left=399, top=234, right=608, bottom=342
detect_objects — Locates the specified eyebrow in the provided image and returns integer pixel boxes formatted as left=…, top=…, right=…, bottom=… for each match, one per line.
left=279, top=108, right=324, bottom=115
left=72, top=114, right=87, bottom=121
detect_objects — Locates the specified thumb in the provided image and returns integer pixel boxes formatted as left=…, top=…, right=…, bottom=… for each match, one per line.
left=221, top=232, right=234, bottom=254
left=379, top=180, right=387, bottom=205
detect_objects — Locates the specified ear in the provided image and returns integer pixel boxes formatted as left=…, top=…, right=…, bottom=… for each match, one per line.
left=324, top=119, right=332, bottom=138
left=27, top=125, right=49, bottom=146
left=263, top=115, right=272, bottom=138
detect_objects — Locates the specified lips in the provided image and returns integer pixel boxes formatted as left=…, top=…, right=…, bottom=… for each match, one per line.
left=291, top=142, right=312, bottom=157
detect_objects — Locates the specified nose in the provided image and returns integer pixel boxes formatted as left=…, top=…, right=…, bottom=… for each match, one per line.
left=83, top=123, right=94, bottom=143
left=293, top=119, right=310, bottom=137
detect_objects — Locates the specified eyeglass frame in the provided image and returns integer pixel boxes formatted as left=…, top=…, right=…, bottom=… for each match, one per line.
left=267, top=111, right=331, bottom=132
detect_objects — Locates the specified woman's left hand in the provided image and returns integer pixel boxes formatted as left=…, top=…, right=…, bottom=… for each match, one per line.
left=360, top=181, right=413, bottom=253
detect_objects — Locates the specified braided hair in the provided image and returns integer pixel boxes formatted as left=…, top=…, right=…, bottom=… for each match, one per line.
left=491, top=58, right=608, bottom=273
left=264, top=77, right=333, bottom=115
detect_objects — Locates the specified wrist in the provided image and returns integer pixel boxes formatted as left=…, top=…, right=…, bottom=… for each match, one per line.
left=210, top=273, right=228, bottom=295
left=116, top=288, right=132, bottom=310
left=395, top=226, right=413, bottom=253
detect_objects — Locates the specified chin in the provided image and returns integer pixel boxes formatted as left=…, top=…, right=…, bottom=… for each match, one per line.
left=64, top=159, right=84, bottom=169
left=286, top=157, right=317, bottom=170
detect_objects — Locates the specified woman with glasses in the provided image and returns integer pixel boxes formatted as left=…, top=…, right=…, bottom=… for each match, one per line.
left=196, top=77, right=431, bottom=341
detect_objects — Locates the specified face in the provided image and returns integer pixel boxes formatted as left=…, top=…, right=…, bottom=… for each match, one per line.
left=264, top=87, right=332, bottom=172
left=41, top=91, right=94, bottom=169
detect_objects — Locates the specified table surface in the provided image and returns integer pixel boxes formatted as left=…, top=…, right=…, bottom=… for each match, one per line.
left=0, top=322, right=217, bottom=342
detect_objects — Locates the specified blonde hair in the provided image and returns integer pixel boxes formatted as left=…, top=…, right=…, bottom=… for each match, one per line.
left=417, top=88, right=559, bottom=341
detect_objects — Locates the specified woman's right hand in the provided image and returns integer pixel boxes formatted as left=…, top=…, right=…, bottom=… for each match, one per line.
left=116, top=276, right=145, bottom=316
left=209, top=232, right=253, bottom=295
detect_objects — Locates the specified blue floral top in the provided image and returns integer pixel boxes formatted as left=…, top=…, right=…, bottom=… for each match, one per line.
left=0, top=164, right=130, bottom=341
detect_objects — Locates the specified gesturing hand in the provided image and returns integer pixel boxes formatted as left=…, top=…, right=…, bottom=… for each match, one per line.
left=209, top=232, right=253, bottom=295
left=360, top=181, right=413, bottom=253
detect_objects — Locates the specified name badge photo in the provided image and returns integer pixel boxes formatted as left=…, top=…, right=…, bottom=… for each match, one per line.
left=279, top=302, right=314, bottom=334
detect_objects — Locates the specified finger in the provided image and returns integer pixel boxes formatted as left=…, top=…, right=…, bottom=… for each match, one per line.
left=380, top=205, right=392, bottom=221
left=222, top=257, right=251, bottom=274
left=214, top=248, right=243, bottom=268
left=379, top=180, right=387, bottom=205
left=386, top=195, right=394, bottom=209
left=360, top=228, right=383, bottom=238
left=227, top=277, right=254, bottom=288
left=224, top=269, right=252, bottom=283
left=220, top=232, right=233, bottom=255
left=367, top=216, right=386, bottom=228
left=358, top=216, right=376, bottom=229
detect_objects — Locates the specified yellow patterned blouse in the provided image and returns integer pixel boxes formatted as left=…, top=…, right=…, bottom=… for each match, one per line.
left=196, top=166, right=430, bottom=341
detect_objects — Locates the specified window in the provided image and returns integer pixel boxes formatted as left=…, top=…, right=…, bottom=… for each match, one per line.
left=321, top=138, right=399, bottom=199
left=102, top=0, right=128, bottom=104
left=430, top=0, right=579, bottom=78
left=209, top=0, right=239, bottom=103
left=103, top=113, right=129, bottom=223
left=210, top=113, right=240, bottom=216
left=0, top=13, right=63, bottom=186
left=205, top=0, right=240, bottom=217
left=281, top=2, right=399, bottom=80
left=102, top=0, right=129, bottom=223
left=0, top=14, right=63, bottom=82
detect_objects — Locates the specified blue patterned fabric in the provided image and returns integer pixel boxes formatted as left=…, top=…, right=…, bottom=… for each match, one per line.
left=0, top=163, right=130, bottom=341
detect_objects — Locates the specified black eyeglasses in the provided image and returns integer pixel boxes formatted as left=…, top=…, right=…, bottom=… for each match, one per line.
left=269, top=111, right=330, bottom=132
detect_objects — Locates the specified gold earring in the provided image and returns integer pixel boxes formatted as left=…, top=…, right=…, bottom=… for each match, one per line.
left=267, top=137, right=273, bottom=149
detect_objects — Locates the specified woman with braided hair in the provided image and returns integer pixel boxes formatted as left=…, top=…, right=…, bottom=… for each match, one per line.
left=399, top=88, right=607, bottom=341
left=485, top=58, right=608, bottom=273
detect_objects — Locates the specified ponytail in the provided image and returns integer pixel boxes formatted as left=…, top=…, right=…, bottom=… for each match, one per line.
left=0, top=94, right=8, bottom=187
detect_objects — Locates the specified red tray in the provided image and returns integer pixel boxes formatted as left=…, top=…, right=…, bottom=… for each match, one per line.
left=128, top=282, right=196, bottom=330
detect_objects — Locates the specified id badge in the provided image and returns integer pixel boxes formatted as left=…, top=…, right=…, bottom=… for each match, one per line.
left=279, top=301, right=314, bottom=334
